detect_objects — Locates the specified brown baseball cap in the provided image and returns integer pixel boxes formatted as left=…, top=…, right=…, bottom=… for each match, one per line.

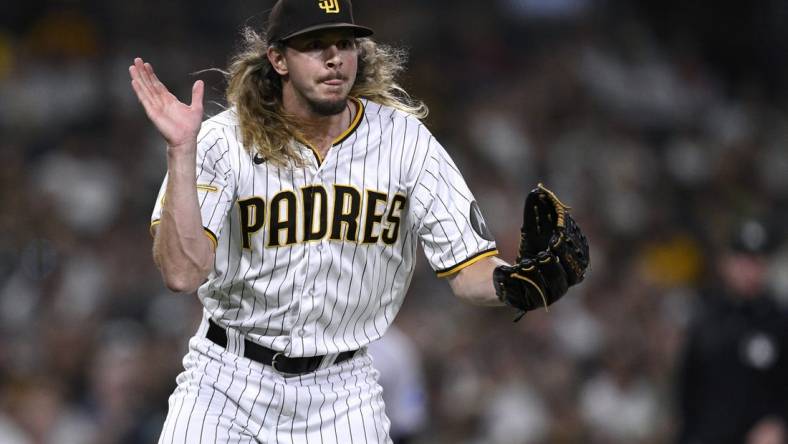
left=267, top=0, right=374, bottom=43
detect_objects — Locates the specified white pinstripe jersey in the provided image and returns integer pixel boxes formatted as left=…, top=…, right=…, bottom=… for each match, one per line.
left=151, top=98, right=497, bottom=357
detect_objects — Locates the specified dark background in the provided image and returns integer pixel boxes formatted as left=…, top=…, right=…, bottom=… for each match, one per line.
left=0, top=1, right=787, bottom=442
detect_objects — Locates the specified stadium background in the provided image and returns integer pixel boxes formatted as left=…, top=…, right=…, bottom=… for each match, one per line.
left=0, top=0, right=787, bottom=442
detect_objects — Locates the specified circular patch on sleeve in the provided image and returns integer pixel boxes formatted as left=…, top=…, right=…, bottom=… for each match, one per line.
left=469, top=201, right=495, bottom=241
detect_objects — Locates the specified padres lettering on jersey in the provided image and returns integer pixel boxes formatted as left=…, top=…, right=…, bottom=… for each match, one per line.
left=151, top=98, right=497, bottom=357
left=236, top=185, right=406, bottom=249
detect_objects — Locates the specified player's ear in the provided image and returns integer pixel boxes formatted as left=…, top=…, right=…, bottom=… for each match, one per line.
left=267, top=46, right=288, bottom=76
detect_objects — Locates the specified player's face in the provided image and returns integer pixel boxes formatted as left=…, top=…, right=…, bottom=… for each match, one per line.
left=277, top=29, right=359, bottom=116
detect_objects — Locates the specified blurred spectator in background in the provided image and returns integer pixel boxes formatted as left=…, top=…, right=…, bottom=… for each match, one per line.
left=368, top=325, right=428, bottom=444
left=677, top=219, right=788, bottom=444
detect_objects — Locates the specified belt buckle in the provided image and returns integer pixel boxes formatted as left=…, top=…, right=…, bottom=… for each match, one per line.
left=272, top=352, right=329, bottom=377
left=271, top=352, right=300, bottom=377
left=271, top=352, right=286, bottom=375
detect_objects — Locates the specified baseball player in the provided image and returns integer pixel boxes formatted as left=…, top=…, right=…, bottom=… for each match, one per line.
left=129, top=1, right=589, bottom=442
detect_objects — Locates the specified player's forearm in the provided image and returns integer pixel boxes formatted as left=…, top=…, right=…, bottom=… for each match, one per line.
left=154, top=148, right=214, bottom=293
left=447, top=256, right=508, bottom=307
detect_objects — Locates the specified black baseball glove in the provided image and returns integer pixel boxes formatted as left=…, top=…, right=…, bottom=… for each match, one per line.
left=494, top=183, right=589, bottom=320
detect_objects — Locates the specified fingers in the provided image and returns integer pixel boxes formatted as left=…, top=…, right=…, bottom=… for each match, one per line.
left=139, top=59, right=165, bottom=108
left=130, top=58, right=152, bottom=91
left=130, top=58, right=164, bottom=108
left=129, top=58, right=158, bottom=109
left=190, top=80, right=204, bottom=110
left=129, top=71, right=156, bottom=116
left=129, top=57, right=203, bottom=119
left=144, top=61, right=170, bottom=98
left=129, top=78, right=149, bottom=107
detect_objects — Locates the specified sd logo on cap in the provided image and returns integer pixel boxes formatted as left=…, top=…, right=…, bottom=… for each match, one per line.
left=267, top=0, right=374, bottom=42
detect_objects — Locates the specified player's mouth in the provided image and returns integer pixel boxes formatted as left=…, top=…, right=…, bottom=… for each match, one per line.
left=320, top=74, right=347, bottom=87
left=322, top=79, right=344, bottom=86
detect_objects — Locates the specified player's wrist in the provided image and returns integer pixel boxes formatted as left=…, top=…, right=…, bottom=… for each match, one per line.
left=166, top=144, right=197, bottom=163
left=166, top=147, right=197, bottom=159
left=166, top=138, right=198, bottom=156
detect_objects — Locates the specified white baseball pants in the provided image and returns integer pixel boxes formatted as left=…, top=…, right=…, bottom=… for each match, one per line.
left=157, top=332, right=392, bottom=443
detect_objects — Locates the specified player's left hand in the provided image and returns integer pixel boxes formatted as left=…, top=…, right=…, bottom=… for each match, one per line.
left=493, top=183, right=589, bottom=320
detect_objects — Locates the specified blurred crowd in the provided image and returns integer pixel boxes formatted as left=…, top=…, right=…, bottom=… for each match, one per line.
left=1, top=1, right=787, bottom=443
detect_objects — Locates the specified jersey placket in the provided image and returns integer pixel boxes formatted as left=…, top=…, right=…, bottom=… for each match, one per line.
left=285, top=151, right=327, bottom=355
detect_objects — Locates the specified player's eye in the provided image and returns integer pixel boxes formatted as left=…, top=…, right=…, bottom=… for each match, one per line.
left=337, top=39, right=355, bottom=50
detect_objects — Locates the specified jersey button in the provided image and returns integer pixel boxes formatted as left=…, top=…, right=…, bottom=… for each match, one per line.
left=296, top=328, right=306, bottom=336
left=316, top=244, right=323, bottom=251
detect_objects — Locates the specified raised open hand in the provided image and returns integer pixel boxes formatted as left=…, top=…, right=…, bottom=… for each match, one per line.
left=129, top=57, right=204, bottom=152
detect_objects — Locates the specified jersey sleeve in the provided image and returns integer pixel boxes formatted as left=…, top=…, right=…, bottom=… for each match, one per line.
left=150, top=124, right=236, bottom=248
left=410, top=132, right=498, bottom=277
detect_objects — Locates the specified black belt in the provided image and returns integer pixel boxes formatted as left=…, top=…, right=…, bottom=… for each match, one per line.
left=206, top=319, right=357, bottom=376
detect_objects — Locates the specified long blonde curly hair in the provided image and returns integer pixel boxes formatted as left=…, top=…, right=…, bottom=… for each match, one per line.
left=224, top=28, right=428, bottom=167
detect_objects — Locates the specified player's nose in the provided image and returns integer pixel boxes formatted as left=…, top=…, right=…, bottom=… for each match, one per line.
left=325, top=45, right=342, bottom=68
